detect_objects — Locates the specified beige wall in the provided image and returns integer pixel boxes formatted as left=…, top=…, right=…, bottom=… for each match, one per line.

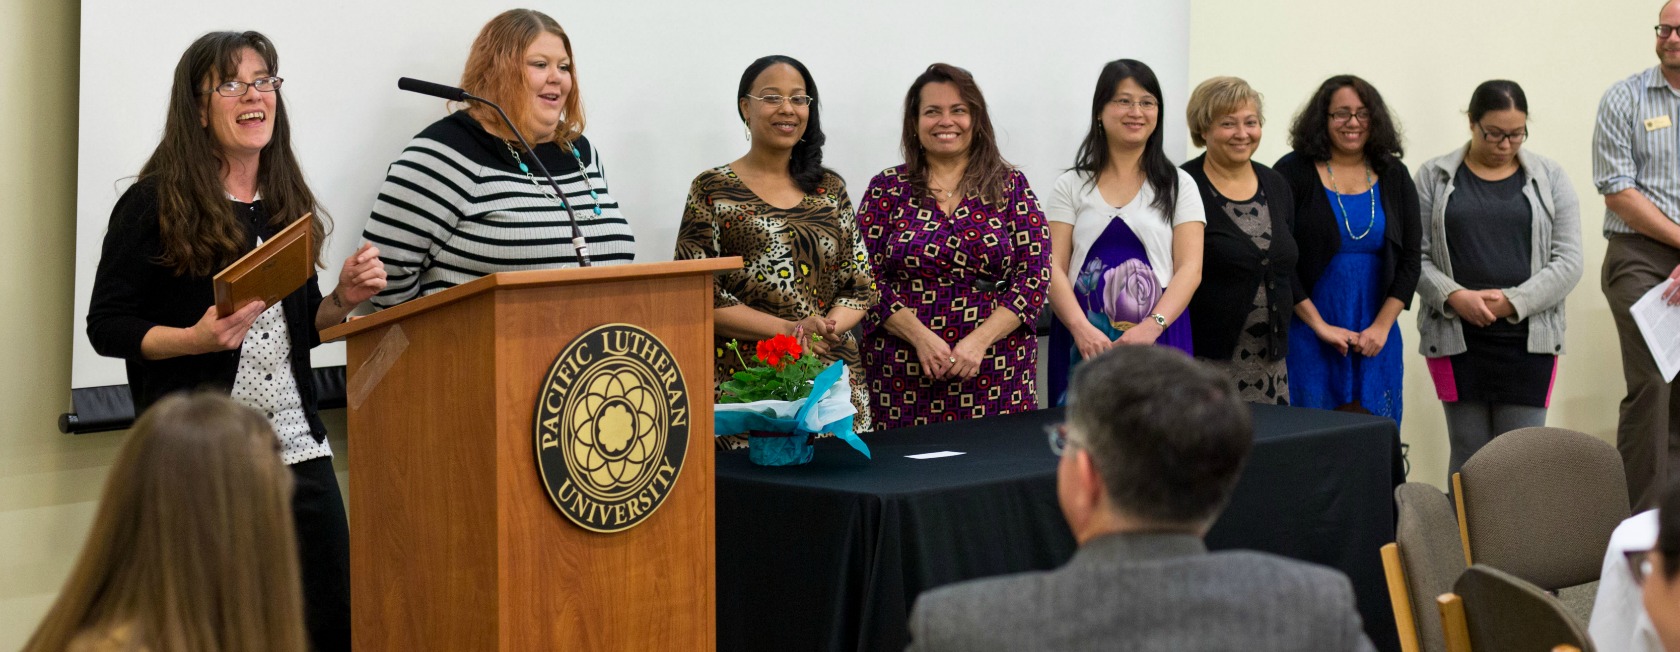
left=1190, top=0, right=1657, bottom=489
left=0, top=1, right=100, bottom=643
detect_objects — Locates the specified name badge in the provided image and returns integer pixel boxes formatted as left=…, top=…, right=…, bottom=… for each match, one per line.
left=1647, top=115, right=1673, bottom=132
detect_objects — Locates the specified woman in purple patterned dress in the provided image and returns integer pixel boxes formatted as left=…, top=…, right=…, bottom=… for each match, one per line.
left=857, top=63, right=1051, bottom=430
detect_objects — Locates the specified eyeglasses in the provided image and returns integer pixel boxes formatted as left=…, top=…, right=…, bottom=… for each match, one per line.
left=1628, top=549, right=1655, bottom=584
left=1329, top=109, right=1372, bottom=125
left=1109, top=97, right=1159, bottom=113
left=202, top=76, right=283, bottom=98
left=1476, top=124, right=1528, bottom=145
left=1215, top=118, right=1263, bottom=131
left=1657, top=24, right=1680, bottom=39
left=746, top=94, right=814, bottom=107
left=1044, top=422, right=1081, bottom=456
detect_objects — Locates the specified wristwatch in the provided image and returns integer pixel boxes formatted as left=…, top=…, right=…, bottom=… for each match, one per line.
left=1149, top=313, right=1168, bottom=328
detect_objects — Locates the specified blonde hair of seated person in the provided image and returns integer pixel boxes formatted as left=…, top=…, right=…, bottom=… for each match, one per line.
left=23, top=393, right=305, bottom=652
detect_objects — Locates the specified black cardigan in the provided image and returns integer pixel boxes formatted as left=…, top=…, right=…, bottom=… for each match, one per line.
left=1273, top=151, right=1422, bottom=309
left=86, top=180, right=328, bottom=442
left=1181, top=155, right=1300, bottom=361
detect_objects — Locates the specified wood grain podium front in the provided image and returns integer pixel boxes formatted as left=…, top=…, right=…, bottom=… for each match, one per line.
left=322, top=258, right=738, bottom=650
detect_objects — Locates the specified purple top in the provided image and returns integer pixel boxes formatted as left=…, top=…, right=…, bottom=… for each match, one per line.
left=857, top=165, right=1050, bottom=430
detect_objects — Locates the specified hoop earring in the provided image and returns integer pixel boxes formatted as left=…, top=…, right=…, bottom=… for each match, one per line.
left=744, top=124, right=752, bottom=142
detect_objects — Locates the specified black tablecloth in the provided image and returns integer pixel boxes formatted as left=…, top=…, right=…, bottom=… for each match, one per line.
left=716, top=404, right=1403, bottom=652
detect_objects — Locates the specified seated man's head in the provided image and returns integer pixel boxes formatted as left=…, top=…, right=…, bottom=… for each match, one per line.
left=1057, top=346, right=1253, bottom=541
left=1644, top=478, right=1680, bottom=651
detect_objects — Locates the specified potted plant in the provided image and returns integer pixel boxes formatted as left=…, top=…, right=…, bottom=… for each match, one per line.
left=714, top=333, right=870, bottom=466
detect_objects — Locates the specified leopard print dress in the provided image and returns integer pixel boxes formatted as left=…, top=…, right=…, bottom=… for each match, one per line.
left=675, top=166, right=880, bottom=448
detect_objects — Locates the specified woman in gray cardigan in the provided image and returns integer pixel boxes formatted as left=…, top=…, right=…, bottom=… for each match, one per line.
left=1414, top=80, right=1582, bottom=477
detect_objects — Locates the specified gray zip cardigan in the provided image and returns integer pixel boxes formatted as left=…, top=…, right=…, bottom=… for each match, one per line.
left=1413, top=146, right=1582, bottom=357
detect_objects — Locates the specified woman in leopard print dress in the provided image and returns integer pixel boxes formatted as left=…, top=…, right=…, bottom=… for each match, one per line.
left=674, top=55, right=878, bottom=447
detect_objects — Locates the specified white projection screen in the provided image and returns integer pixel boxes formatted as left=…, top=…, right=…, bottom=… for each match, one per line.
left=67, top=0, right=1189, bottom=430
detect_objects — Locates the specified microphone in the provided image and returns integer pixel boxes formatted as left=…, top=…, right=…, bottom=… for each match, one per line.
left=397, top=77, right=469, bottom=102
left=396, top=77, right=593, bottom=267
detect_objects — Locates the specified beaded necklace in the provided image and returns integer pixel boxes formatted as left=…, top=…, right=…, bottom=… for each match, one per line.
left=1325, top=162, right=1375, bottom=240
left=505, top=141, right=603, bottom=217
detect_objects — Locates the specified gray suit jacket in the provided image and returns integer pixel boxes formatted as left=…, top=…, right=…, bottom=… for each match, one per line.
left=905, top=532, right=1378, bottom=652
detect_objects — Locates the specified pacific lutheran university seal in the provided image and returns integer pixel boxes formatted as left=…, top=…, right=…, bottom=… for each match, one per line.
left=533, top=324, right=690, bottom=533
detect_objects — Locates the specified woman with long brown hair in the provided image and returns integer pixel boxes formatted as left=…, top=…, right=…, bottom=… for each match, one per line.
left=857, top=63, right=1051, bottom=430
left=24, top=393, right=306, bottom=652
left=363, top=8, right=636, bottom=307
left=84, top=31, right=383, bottom=650
left=1044, top=59, right=1205, bottom=406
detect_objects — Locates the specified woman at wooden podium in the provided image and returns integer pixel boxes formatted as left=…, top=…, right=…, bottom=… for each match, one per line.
left=675, top=55, right=880, bottom=444
left=84, top=32, right=387, bottom=651
left=363, top=9, right=636, bottom=309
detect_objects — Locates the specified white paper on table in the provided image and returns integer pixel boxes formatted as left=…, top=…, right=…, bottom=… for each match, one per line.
left=1632, top=279, right=1680, bottom=382
left=905, top=451, right=966, bottom=460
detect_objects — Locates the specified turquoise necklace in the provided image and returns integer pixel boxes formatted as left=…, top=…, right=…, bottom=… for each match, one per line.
left=1325, top=162, right=1375, bottom=240
left=505, top=141, right=604, bottom=217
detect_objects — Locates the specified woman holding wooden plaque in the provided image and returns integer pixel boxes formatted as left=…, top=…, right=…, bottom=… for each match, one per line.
left=84, top=31, right=384, bottom=651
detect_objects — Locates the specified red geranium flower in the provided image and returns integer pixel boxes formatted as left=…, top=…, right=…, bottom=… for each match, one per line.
left=755, top=334, right=803, bottom=369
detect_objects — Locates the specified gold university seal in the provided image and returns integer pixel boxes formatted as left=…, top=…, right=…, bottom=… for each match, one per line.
left=533, top=324, right=689, bottom=533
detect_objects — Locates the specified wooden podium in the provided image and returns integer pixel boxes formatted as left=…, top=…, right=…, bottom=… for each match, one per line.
left=322, top=258, right=738, bottom=650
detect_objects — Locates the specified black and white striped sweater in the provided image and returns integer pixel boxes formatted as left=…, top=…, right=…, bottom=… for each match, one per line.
left=363, top=110, right=635, bottom=309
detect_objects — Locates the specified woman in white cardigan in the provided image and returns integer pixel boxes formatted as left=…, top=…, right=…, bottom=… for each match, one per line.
left=1413, top=80, right=1582, bottom=478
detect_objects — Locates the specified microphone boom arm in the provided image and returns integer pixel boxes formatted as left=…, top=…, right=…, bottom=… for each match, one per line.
left=397, top=79, right=591, bottom=267
left=471, top=94, right=592, bottom=267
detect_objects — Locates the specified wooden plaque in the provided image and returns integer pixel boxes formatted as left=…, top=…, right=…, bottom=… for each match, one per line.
left=213, top=213, right=314, bottom=317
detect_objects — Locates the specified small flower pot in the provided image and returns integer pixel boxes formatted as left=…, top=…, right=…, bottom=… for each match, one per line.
left=747, top=430, right=815, bottom=466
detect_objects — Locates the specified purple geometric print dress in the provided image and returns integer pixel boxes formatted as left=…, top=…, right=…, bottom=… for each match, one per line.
left=857, top=166, right=1051, bottom=430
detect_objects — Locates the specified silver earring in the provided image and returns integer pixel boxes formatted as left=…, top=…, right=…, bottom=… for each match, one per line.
left=744, top=124, right=751, bottom=142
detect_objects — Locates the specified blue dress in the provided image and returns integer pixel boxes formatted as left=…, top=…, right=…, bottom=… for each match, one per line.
left=1287, top=183, right=1404, bottom=422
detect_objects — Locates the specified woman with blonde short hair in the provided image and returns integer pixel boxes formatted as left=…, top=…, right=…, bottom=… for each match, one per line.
left=1180, top=76, right=1300, bottom=404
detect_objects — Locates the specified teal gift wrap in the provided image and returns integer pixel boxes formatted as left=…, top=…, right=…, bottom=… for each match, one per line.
left=714, top=361, right=870, bottom=466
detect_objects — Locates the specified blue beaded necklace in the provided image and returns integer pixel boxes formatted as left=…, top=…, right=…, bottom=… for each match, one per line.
left=505, top=141, right=603, bottom=217
left=1325, top=162, right=1375, bottom=241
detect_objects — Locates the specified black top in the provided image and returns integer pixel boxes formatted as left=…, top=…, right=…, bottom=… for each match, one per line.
left=1273, top=151, right=1422, bottom=309
left=86, top=180, right=327, bottom=441
left=1182, top=155, right=1300, bottom=360
left=1446, top=163, right=1531, bottom=291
